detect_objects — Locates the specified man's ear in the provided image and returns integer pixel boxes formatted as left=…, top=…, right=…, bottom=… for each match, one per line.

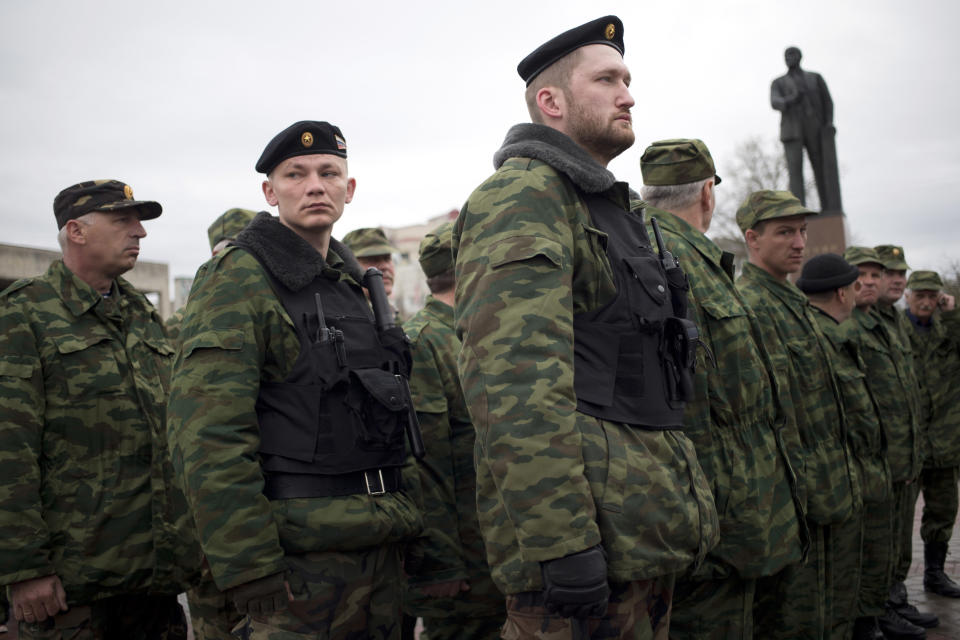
left=65, top=219, right=88, bottom=245
left=536, top=86, right=565, bottom=121
left=262, top=179, right=278, bottom=207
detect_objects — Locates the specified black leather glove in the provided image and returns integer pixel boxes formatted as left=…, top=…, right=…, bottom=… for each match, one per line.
left=540, top=545, right=610, bottom=618
left=227, top=572, right=289, bottom=615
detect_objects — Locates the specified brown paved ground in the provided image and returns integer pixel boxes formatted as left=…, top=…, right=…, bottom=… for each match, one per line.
left=3, top=495, right=957, bottom=638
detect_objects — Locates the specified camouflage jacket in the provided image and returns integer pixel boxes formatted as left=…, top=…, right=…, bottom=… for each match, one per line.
left=904, top=309, right=960, bottom=467
left=167, top=216, right=422, bottom=591
left=0, top=260, right=200, bottom=604
left=813, top=308, right=890, bottom=504
left=852, top=307, right=921, bottom=482
left=647, top=209, right=804, bottom=579
left=737, top=262, right=858, bottom=524
left=164, top=305, right=186, bottom=344
left=453, top=124, right=718, bottom=595
left=402, top=297, right=502, bottom=618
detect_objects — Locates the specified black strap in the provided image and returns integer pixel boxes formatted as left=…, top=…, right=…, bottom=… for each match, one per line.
left=263, top=468, right=402, bottom=500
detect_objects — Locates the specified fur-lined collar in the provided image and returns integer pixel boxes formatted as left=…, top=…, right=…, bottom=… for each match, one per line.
left=233, top=212, right=365, bottom=291
left=493, top=123, right=617, bottom=193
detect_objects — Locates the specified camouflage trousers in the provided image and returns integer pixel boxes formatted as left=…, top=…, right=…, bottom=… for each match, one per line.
left=892, top=480, right=921, bottom=583
left=753, top=522, right=827, bottom=640
left=18, top=593, right=187, bottom=640
left=231, top=545, right=402, bottom=640
left=501, top=574, right=674, bottom=640
left=858, top=496, right=894, bottom=617
left=187, top=563, right=243, bottom=640
left=420, top=614, right=502, bottom=640
left=920, top=465, right=960, bottom=544
left=829, top=511, right=864, bottom=640
left=669, top=572, right=754, bottom=640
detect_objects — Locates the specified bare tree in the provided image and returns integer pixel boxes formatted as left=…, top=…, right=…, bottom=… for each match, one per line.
left=937, top=258, right=960, bottom=300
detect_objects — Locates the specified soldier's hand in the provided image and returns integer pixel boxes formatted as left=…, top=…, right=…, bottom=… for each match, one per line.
left=10, top=574, right=68, bottom=623
left=938, top=293, right=955, bottom=311
left=420, top=579, right=470, bottom=598
left=540, top=545, right=609, bottom=619
left=227, top=572, right=292, bottom=615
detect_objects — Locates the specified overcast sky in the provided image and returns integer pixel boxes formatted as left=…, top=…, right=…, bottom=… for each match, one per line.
left=2, top=0, right=958, bottom=282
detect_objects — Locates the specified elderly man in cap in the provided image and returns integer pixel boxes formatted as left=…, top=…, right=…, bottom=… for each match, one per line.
left=453, top=17, right=719, bottom=639
left=168, top=121, right=422, bottom=639
left=735, top=190, right=859, bottom=639
left=903, top=271, right=960, bottom=598
left=0, top=180, right=200, bottom=637
left=402, top=221, right=504, bottom=640
left=639, top=145, right=803, bottom=639
left=797, top=254, right=893, bottom=639
left=845, top=246, right=935, bottom=639
left=342, top=227, right=398, bottom=297
left=166, top=208, right=257, bottom=346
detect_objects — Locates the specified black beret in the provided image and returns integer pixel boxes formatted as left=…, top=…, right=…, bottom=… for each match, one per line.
left=796, top=253, right=860, bottom=294
left=256, top=121, right=347, bottom=174
left=517, top=16, right=624, bottom=86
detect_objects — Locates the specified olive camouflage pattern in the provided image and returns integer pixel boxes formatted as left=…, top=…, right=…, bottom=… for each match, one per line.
left=167, top=244, right=422, bottom=592
left=452, top=154, right=718, bottom=595
left=0, top=260, right=200, bottom=605
left=904, top=307, right=960, bottom=467
left=402, top=296, right=504, bottom=632
left=644, top=208, right=804, bottom=579
left=737, top=262, right=859, bottom=524
left=853, top=307, right=922, bottom=483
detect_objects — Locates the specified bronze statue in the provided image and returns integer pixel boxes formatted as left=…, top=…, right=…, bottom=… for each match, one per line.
left=771, top=47, right=842, bottom=213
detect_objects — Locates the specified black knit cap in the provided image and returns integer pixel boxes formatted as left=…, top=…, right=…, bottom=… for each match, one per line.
left=517, top=16, right=624, bottom=86
left=256, top=121, right=347, bottom=174
left=796, top=253, right=860, bottom=294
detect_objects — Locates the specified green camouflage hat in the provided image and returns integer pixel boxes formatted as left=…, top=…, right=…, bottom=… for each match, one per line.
left=907, top=270, right=943, bottom=291
left=736, top=190, right=815, bottom=232
left=341, top=227, right=396, bottom=257
left=418, top=221, right=455, bottom=278
left=207, top=208, right=257, bottom=251
left=640, top=138, right=721, bottom=186
left=53, top=179, right=162, bottom=229
left=874, top=244, right=910, bottom=271
left=843, top=246, right=884, bottom=267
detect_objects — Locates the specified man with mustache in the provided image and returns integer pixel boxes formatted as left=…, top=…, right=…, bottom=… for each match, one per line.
left=845, top=246, right=934, bottom=639
left=453, top=16, right=718, bottom=639
left=0, top=180, right=200, bottom=637
left=903, top=270, right=960, bottom=599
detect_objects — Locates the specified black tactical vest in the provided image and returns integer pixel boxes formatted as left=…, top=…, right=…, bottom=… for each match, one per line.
left=236, top=245, right=412, bottom=499
left=573, top=188, right=694, bottom=429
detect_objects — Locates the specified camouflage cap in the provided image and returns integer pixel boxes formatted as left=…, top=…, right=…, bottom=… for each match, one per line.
left=735, top=189, right=816, bottom=232
left=518, top=15, right=624, bottom=86
left=341, top=227, right=396, bottom=258
left=843, top=245, right=884, bottom=267
left=53, top=179, right=162, bottom=230
left=796, top=253, right=859, bottom=294
left=418, top=221, right=455, bottom=278
left=874, top=244, right=911, bottom=271
left=256, top=121, right=347, bottom=174
left=207, top=208, right=257, bottom=251
left=640, top=138, right=721, bottom=186
left=907, top=270, right=943, bottom=292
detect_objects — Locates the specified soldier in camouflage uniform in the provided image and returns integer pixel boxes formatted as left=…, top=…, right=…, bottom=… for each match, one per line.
left=168, top=122, right=422, bottom=639
left=166, top=208, right=258, bottom=640
left=402, top=222, right=505, bottom=639
left=165, top=208, right=257, bottom=345
left=734, top=190, right=859, bottom=639
left=343, top=228, right=398, bottom=296
left=844, top=247, right=936, bottom=639
left=0, top=180, right=200, bottom=638
left=903, top=270, right=960, bottom=598
left=797, top=253, right=893, bottom=639
left=453, top=19, right=719, bottom=640
left=639, top=145, right=804, bottom=640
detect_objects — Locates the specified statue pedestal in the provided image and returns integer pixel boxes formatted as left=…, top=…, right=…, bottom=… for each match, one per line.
left=805, top=209, right=846, bottom=259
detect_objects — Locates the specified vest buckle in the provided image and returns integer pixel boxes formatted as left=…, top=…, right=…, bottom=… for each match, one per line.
left=364, top=469, right=386, bottom=496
